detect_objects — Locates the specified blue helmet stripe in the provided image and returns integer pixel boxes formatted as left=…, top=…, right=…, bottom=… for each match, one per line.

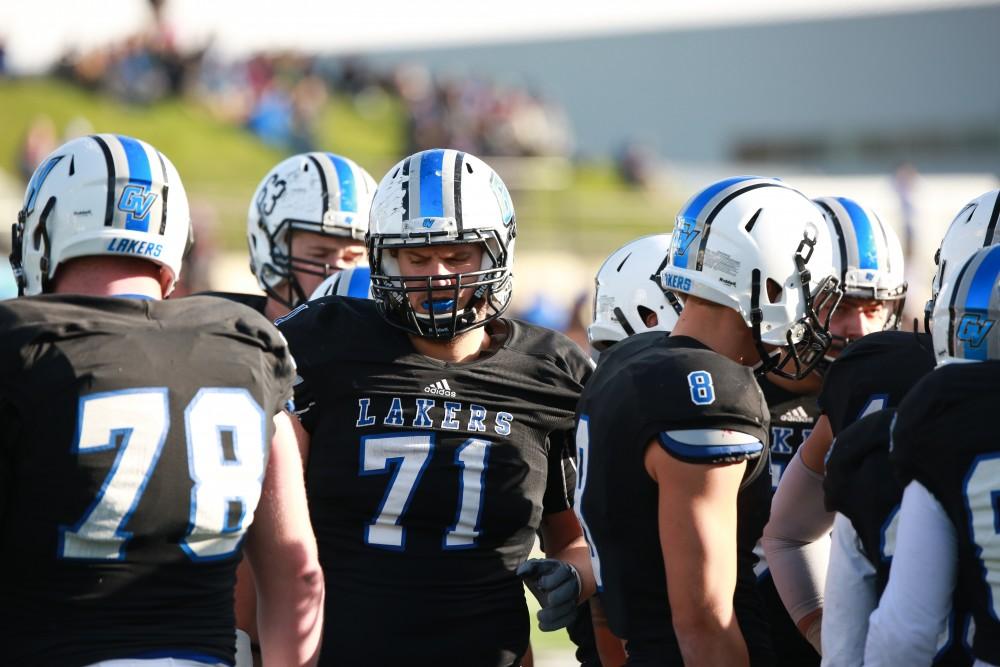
left=346, top=266, right=371, bottom=298
left=837, top=197, right=878, bottom=270
left=118, top=135, right=151, bottom=185
left=328, top=154, right=358, bottom=213
left=962, top=245, right=1000, bottom=360
left=680, top=176, right=759, bottom=221
left=419, top=149, right=445, bottom=218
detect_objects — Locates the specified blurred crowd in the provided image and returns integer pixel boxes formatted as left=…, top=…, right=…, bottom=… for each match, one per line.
left=35, top=0, right=572, bottom=158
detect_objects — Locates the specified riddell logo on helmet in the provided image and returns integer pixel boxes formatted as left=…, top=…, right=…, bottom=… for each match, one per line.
left=424, top=380, right=457, bottom=397
left=718, top=277, right=737, bottom=287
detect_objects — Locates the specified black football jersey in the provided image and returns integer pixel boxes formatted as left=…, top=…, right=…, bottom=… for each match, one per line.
left=758, top=376, right=820, bottom=491
left=197, top=290, right=268, bottom=316
left=277, top=296, right=591, bottom=667
left=0, top=294, right=294, bottom=667
left=576, top=333, right=772, bottom=665
left=893, top=361, right=1000, bottom=665
left=818, top=331, right=935, bottom=436
left=825, top=409, right=972, bottom=665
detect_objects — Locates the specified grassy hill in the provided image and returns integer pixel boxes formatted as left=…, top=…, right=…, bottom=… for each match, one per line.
left=0, top=78, right=677, bottom=257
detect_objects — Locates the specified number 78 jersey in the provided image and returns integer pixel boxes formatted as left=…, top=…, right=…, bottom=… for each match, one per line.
left=278, top=297, right=591, bottom=661
left=0, top=294, right=295, bottom=666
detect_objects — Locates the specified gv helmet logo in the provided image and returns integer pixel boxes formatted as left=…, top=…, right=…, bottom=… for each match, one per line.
left=673, top=217, right=700, bottom=256
left=956, top=313, right=995, bottom=348
left=118, top=183, right=158, bottom=232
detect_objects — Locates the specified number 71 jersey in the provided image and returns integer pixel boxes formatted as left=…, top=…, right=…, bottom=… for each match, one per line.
left=892, top=360, right=1000, bottom=665
left=0, top=294, right=294, bottom=666
left=278, top=296, right=591, bottom=662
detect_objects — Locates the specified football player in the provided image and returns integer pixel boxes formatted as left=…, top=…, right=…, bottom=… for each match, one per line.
left=209, top=151, right=376, bottom=319
left=0, top=135, right=323, bottom=666
left=588, top=233, right=680, bottom=357
left=277, top=148, right=597, bottom=667
left=763, top=190, right=1000, bottom=655
left=578, top=233, right=682, bottom=667
left=865, top=242, right=1000, bottom=666
left=576, top=176, right=841, bottom=665
left=760, top=196, right=906, bottom=660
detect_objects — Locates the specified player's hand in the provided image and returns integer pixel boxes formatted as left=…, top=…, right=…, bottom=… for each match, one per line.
left=517, top=558, right=581, bottom=631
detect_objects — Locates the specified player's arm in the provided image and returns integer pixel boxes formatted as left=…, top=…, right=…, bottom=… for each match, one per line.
left=864, top=481, right=956, bottom=667
left=645, top=433, right=750, bottom=667
left=820, top=513, right=877, bottom=666
left=761, top=415, right=835, bottom=649
left=589, top=596, right=628, bottom=667
left=243, top=411, right=324, bottom=667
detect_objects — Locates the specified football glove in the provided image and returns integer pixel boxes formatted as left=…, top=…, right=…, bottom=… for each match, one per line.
left=517, top=558, right=582, bottom=631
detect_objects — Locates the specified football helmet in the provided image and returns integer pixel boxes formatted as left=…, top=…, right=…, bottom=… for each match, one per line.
left=931, top=243, right=1000, bottom=365
left=367, top=148, right=516, bottom=339
left=589, top=233, right=681, bottom=351
left=925, top=189, right=1000, bottom=331
left=247, top=152, right=376, bottom=308
left=660, top=176, right=841, bottom=379
left=814, top=196, right=906, bottom=332
left=10, top=134, right=191, bottom=296
left=309, top=266, right=373, bottom=300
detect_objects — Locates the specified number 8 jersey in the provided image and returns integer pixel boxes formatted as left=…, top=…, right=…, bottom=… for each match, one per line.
left=278, top=296, right=592, bottom=667
left=0, top=294, right=294, bottom=667
left=575, top=333, right=773, bottom=664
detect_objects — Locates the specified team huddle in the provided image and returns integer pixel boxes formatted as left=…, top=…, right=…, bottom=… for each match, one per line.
left=0, top=133, right=997, bottom=667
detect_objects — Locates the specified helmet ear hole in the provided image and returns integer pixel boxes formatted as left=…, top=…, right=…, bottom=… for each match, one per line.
left=766, top=278, right=783, bottom=304
left=636, top=305, right=658, bottom=328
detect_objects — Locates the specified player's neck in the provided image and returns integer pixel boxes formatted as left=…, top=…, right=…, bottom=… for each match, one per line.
left=765, top=368, right=822, bottom=395
left=408, top=327, right=491, bottom=363
left=51, top=258, right=165, bottom=299
left=265, top=297, right=290, bottom=322
left=670, top=302, right=757, bottom=366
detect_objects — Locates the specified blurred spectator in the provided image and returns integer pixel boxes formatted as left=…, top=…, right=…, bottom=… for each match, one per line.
left=893, top=162, right=918, bottom=262
left=17, top=115, right=58, bottom=183
left=0, top=38, right=7, bottom=77
left=617, top=140, right=657, bottom=188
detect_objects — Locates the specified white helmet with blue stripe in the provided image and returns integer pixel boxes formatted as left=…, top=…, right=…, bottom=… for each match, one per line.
left=247, top=151, right=376, bottom=307
left=814, top=196, right=906, bottom=329
left=931, top=243, right=1000, bottom=365
left=10, top=134, right=191, bottom=296
left=309, top=266, right=373, bottom=300
left=589, top=233, right=681, bottom=351
left=926, top=189, right=1000, bottom=332
left=368, top=148, right=516, bottom=339
left=660, top=176, right=841, bottom=379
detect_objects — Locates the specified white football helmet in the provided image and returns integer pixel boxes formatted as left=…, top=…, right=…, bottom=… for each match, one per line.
left=814, top=196, right=907, bottom=330
left=925, top=189, right=1000, bottom=331
left=247, top=152, right=376, bottom=307
left=309, top=266, right=373, bottom=300
left=589, top=233, right=681, bottom=351
left=931, top=243, right=1000, bottom=365
left=660, top=176, right=841, bottom=379
left=368, top=149, right=516, bottom=339
left=10, top=134, right=191, bottom=296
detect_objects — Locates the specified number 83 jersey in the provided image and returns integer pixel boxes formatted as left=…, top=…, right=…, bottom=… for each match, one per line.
left=278, top=296, right=591, bottom=666
left=0, top=294, right=294, bottom=667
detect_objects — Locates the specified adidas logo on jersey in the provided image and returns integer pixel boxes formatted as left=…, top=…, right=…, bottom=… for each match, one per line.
left=424, top=379, right=456, bottom=398
left=779, top=406, right=812, bottom=423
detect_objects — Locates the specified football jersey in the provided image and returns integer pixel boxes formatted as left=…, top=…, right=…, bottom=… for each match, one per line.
left=576, top=333, right=772, bottom=665
left=198, top=291, right=268, bottom=316
left=893, top=361, right=1000, bottom=665
left=758, top=376, right=819, bottom=490
left=824, top=409, right=972, bottom=665
left=277, top=296, right=591, bottom=667
left=818, top=331, right=935, bottom=436
left=0, top=294, right=294, bottom=667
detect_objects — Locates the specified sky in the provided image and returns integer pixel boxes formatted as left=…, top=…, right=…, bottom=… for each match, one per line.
left=2, top=0, right=998, bottom=72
